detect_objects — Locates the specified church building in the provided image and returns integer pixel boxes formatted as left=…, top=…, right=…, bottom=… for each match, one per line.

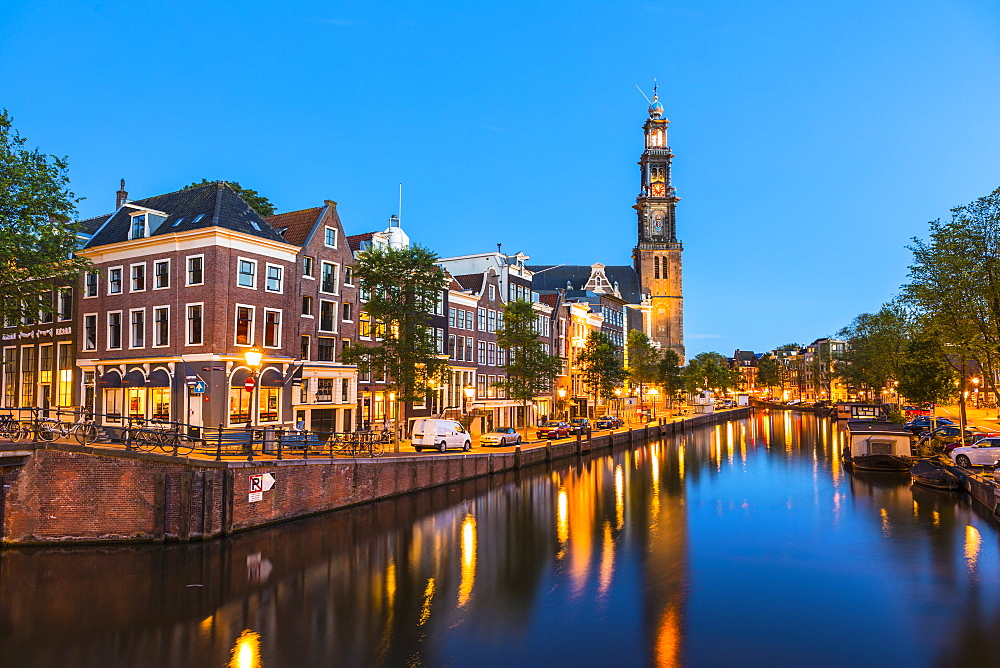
left=530, top=88, right=685, bottom=362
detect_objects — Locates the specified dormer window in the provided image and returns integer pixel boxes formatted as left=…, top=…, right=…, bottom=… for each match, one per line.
left=131, top=213, right=147, bottom=239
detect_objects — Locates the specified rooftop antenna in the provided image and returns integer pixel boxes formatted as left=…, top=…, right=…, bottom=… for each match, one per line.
left=635, top=83, right=652, bottom=105
left=497, top=243, right=502, bottom=254
left=398, top=183, right=402, bottom=226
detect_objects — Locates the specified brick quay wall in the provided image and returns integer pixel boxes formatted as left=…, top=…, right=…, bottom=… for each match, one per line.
left=0, top=408, right=751, bottom=545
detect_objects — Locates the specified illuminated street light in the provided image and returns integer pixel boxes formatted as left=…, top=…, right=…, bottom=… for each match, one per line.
left=244, top=347, right=263, bottom=428
left=463, top=385, right=475, bottom=414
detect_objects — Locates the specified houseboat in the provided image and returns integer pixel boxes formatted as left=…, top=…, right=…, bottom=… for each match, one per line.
left=835, top=402, right=886, bottom=421
left=842, top=420, right=913, bottom=472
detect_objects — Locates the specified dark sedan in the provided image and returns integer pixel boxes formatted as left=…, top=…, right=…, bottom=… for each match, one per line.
left=903, top=416, right=954, bottom=434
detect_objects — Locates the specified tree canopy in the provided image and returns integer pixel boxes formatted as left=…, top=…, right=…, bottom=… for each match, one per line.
left=0, top=110, right=90, bottom=324
left=495, top=299, right=562, bottom=429
left=183, top=179, right=275, bottom=217
left=577, top=330, right=627, bottom=407
left=756, top=353, right=781, bottom=394
left=626, top=329, right=660, bottom=390
left=835, top=302, right=913, bottom=401
left=682, top=352, right=739, bottom=395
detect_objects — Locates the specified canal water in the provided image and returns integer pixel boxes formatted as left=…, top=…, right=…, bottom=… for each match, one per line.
left=3, top=411, right=1000, bottom=667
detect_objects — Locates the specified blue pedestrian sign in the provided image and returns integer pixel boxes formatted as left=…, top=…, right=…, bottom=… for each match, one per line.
left=190, top=380, right=207, bottom=394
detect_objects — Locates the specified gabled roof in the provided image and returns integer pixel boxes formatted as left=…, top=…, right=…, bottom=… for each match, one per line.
left=347, top=232, right=375, bottom=252
left=454, top=273, right=484, bottom=294
left=84, top=182, right=286, bottom=248
left=266, top=207, right=323, bottom=246
left=527, top=264, right=642, bottom=304
left=77, top=214, right=108, bottom=236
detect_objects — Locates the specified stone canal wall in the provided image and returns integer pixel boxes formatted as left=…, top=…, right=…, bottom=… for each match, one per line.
left=0, top=408, right=750, bottom=545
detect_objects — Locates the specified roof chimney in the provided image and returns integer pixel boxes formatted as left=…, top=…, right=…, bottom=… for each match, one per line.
left=116, top=179, right=128, bottom=208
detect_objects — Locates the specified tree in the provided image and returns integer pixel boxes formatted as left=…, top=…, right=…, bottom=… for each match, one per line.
left=897, top=332, right=955, bottom=407
left=576, top=331, right=627, bottom=416
left=756, top=353, right=781, bottom=397
left=626, top=329, right=660, bottom=398
left=683, top=352, right=739, bottom=395
left=340, top=244, right=449, bottom=450
left=495, top=300, right=562, bottom=431
left=656, top=349, right=684, bottom=410
left=183, top=179, right=275, bottom=216
left=836, top=302, right=913, bottom=402
left=0, top=110, right=90, bottom=324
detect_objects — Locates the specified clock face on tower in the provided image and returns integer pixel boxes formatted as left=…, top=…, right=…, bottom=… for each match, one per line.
left=651, top=182, right=666, bottom=197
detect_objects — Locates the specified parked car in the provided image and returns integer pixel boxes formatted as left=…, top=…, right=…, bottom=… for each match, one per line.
left=479, top=427, right=522, bottom=447
left=949, top=437, right=1000, bottom=467
left=411, top=419, right=472, bottom=453
left=595, top=415, right=622, bottom=429
left=536, top=421, right=571, bottom=439
left=903, top=404, right=932, bottom=417
left=919, top=424, right=978, bottom=447
left=569, top=418, right=590, bottom=435
left=903, top=416, right=955, bottom=435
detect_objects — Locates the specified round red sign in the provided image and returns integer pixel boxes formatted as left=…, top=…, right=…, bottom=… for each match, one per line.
left=244, top=377, right=256, bottom=392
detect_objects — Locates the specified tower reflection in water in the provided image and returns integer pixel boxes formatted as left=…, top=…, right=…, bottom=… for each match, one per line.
left=1, top=412, right=999, bottom=666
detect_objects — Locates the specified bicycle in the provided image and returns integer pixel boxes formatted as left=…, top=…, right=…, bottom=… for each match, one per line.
left=36, top=412, right=99, bottom=445
left=121, top=418, right=166, bottom=451
left=0, top=414, right=29, bottom=442
left=154, top=424, right=199, bottom=456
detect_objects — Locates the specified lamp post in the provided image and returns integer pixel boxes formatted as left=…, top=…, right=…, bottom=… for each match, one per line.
left=647, top=387, right=659, bottom=420
left=614, top=387, right=622, bottom=418
left=557, top=388, right=567, bottom=421
left=244, top=347, right=263, bottom=428
left=463, top=385, right=475, bottom=415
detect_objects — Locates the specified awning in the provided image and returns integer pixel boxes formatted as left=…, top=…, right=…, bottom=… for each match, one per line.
left=259, top=367, right=284, bottom=388
left=146, top=369, right=171, bottom=387
left=230, top=368, right=251, bottom=387
left=121, top=369, right=146, bottom=386
left=98, top=370, right=122, bottom=388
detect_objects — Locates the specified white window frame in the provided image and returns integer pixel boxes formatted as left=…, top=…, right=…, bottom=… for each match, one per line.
left=129, top=212, right=149, bottom=240
left=107, top=310, right=123, bottom=350
left=324, top=226, right=338, bottom=248
left=320, top=261, right=340, bottom=295
left=318, top=299, right=338, bottom=333
left=264, top=263, right=284, bottom=293
left=130, top=262, right=147, bottom=293
left=108, top=266, right=123, bottom=295
left=342, top=302, right=353, bottom=322
left=56, top=288, right=73, bottom=322
left=301, top=295, right=314, bottom=318
left=302, top=256, right=315, bottom=279
left=344, top=266, right=354, bottom=286
left=186, top=255, right=205, bottom=286
left=152, top=306, right=170, bottom=347
left=489, top=285, right=495, bottom=301
left=263, top=308, right=282, bottom=348
left=186, top=303, right=204, bottom=346
left=234, top=304, right=256, bottom=347
left=153, top=259, right=170, bottom=290
left=237, top=257, right=258, bottom=290
left=129, top=308, right=146, bottom=349
left=84, top=271, right=99, bottom=298
left=83, top=313, right=98, bottom=351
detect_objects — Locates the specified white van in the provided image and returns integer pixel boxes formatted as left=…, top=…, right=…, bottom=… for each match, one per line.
left=411, top=419, right=472, bottom=453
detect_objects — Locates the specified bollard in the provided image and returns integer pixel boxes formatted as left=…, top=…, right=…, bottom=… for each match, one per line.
left=276, top=429, right=283, bottom=460
left=546, top=442, right=553, bottom=462
left=215, top=424, right=223, bottom=461
left=629, top=426, right=633, bottom=444
left=514, top=444, right=522, bottom=469
left=576, top=431, right=582, bottom=455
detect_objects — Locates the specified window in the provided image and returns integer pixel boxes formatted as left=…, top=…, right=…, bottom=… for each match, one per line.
left=342, top=302, right=353, bottom=321
left=264, top=309, right=281, bottom=347
left=301, top=296, right=313, bottom=316
left=107, top=311, right=122, bottom=349
left=108, top=267, right=123, bottom=294
left=449, top=335, right=457, bottom=359
left=84, top=314, right=97, bottom=350
left=478, top=375, right=487, bottom=398
left=265, top=264, right=283, bottom=292
left=342, top=378, right=350, bottom=402
left=235, top=306, right=254, bottom=345
left=85, top=271, right=99, bottom=298
left=344, top=267, right=354, bottom=285
left=153, top=307, right=169, bottom=347
left=456, top=310, right=465, bottom=330
left=318, top=337, right=335, bottom=361
left=324, top=226, right=338, bottom=248
left=449, top=308, right=457, bottom=327
left=321, top=262, right=339, bottom=294
left=301, top=335, right=310, bottom=360
left=303, top=256, right=314, bottom=278
left=130, top=309, right=145, bottom=348
left=465, top=337, right=473, bottom=361
left=20, top=347, right=36, bottom=406
left=488, top=342, right=496, bottom=366
left=237, top=259, right=256, bottom=288
left=317, top=378, right=334, bottom=401
left=39, top=295, right=53, bottom=323
left=488, top=310, right=496, bottom=332
left=131, top=264, right=146, bottom=292
left=654, top=256, right=660, bottom=280
left=154, top=260, right=170, bottom=289
left=497, top=311, right=504, bottom=331
left=319, top=300, right=337, bottom=332
left=497, top=347, right=505, bottom=366
left=130, top=213, right=147, bottom=240
left=186, top=256, right=204, bottom=285
left=359, top=313, right=372, bottom=338
left=57, top=288, right=73, bottom=321
left=186, top=304, right=203, bottom=345
left=478, top=341, right=486, bottom=364
left=478, top=308, right=486, bottom=331
left=489, top=285, right=495, bottom=301
left=436, top=328, right=445, bottom=354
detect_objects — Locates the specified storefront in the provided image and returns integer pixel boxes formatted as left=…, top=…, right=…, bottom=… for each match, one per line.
left=98, top=366, right=172, bottom=423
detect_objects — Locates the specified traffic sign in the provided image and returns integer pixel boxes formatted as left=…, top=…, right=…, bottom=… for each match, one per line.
left=244, top=377, right=256, bottom=392
left=190, top=380, right=207, bottom=394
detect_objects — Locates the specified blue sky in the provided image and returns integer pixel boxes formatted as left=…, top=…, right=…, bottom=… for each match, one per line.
left=3, top=0, right=1000, bottom=357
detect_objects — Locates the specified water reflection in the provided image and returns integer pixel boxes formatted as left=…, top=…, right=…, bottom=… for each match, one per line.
left=1, top=412, right=999, bottom=666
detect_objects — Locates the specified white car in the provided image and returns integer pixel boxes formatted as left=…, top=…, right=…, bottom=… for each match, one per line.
left=949, top=437, right=1000, bottom=468
left=410, top=418, right=472, bottom=453
left=479, top=427, right=522, bottom=447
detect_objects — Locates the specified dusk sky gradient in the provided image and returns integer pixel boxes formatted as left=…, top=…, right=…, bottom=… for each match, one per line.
left=3, top=0, right=1000, bottom=357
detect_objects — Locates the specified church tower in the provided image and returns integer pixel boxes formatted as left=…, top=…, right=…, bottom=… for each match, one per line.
left=633, top=87, right=685, bottom=362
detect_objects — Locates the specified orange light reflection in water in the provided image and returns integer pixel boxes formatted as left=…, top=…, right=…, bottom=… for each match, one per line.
left=654, top=607, right=681, bottom=667
left=458, top=514, right=477, bottom=607
left=965, top=525, right=981, bottom=576
left=228, top=629, right=262, bottom=668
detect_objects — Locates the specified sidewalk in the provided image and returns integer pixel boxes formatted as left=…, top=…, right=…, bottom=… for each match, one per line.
left=931, top=405, right=1000, bottom=431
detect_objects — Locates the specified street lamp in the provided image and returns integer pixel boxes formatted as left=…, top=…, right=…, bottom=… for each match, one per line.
left=244, top=347, right=263, bottom=428
left=557, top=388, right=567, bottom=420
left=463, top=385, right=475, bottom=414
left=646, top=387, right=659, bottom=419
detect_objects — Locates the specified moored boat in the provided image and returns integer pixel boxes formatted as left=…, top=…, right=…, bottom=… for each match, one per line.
left=910, top=459, right=961, bottom=491
left=843, top=420, right=913, bottom=473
